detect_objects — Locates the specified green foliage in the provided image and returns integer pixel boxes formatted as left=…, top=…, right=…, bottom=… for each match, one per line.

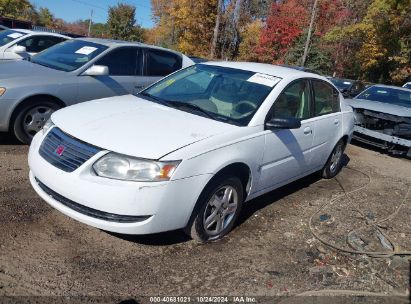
left=37, top=7, right=53, bottom=27
left=285, top=31, right=333, bottom=75
left=107, top=3, right=143, bottom=42
left=0, top=0, right=36, bottom=20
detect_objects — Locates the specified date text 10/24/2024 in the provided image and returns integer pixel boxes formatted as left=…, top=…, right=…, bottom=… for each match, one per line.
left=149, top=296, right=257, bottom=303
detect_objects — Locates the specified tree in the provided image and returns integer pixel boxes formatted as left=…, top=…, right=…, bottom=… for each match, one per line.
left=210, top=0, right=223, bottom=58
left=37, top=7, right=54, bottom=28
left=0, top=0, right=36, bottom=20
left=107, top=3, right=143, bottom=41
left=170, top=0, right=217, bottom=57
left=257, top=0, right=309, bottom=64
left=237, top=19, right=263, bottom=61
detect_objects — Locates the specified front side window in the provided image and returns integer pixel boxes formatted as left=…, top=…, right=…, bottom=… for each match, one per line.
left=313, top=80, right=340, bottom=116
left=145, top=49, right=182, bottom=77
left=0, top=29, right=27, bottom=47
left=95, top=47, right=141, bottom=76
left=140, top=64, right=281, bottom=126
left=272, top=80, right=311, bottom=120
left=30, top=40, right=108, bottom=72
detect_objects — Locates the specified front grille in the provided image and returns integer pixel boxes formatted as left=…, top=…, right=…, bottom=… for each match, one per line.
left=39, top=127, right=101, bottom=172
left=35, top=178, right=151, bottom=223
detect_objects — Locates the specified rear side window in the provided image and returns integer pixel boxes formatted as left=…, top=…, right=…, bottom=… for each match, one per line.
left=96, top=47, right=141, bottom=76
left=145, top=49, right=182, bottom=77
left=312, top=80, right=340, bottom=116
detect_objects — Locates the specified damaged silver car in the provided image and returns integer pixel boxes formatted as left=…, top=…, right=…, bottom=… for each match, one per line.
left=346, top=85, right=411, bottom=157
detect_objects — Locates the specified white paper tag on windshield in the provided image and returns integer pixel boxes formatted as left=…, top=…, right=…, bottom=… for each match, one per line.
left=75, top=46, right=98, bottom=55
left=247, top=73, right=281, bottom=87
left=8, top=33, right=24, bottom=39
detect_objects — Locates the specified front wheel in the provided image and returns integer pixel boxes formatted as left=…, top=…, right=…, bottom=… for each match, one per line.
left=188, top=175, right=244, bottom=243
left=322, top=139, right=345, bottom=179
left=12, top=101, right=61, bottom=144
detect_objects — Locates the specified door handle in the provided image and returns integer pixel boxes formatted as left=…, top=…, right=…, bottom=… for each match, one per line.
left=135, top=85, right=145, bottom=89
left=303, top=127, right=312, bottom=135
left=334, top=119, right=339, bottom=125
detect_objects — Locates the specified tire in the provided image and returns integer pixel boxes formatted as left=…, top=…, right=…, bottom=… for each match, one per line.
left=12, top=100, right=61, bottom=144
left=187, top=175, right=244, bottom=243
left=321, top=139, right=345, bottom=179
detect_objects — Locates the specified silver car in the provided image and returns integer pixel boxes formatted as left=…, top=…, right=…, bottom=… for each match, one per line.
left=0, top=38, right=194, bottom=143
left=346, top=85, right=411, bottom=157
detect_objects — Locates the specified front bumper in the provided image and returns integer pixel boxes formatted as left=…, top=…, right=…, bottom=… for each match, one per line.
left=28, top=131, right=212, bottom=234
left=353, top=126, right=411, bottom=156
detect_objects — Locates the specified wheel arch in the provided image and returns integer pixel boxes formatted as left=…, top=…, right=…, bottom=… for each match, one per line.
left=184, top=161, right=252, bottom=233
left=9, top=94, right=66, bottom=130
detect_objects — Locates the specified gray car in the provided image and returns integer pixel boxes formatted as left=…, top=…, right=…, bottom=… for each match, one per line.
left=346, top=85, right=411, bottom=157
left=0, top=38, right=194, bottom=143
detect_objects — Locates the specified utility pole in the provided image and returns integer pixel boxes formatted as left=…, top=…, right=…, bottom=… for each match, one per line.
left=87, top=9, right=93, bottom=37
left=301, top=0, right=318, bottom=67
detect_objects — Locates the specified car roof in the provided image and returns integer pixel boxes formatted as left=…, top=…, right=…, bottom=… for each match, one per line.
left=201, top=61, right=326, bottom=80
left=7, top=28, right=33, bottom=34
left=74, top=37, right=183, bottom=55
left=6, top=28, right=70, bottom=38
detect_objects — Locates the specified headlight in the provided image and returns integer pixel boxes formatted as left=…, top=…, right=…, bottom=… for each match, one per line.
left=42, top=118, right=54, bottom=134
left=0, top=87, right=6, bottom=96
left=93, top=152, right=180, bottom=182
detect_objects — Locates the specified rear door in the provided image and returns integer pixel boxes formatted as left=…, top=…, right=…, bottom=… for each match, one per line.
left=138, top=49, right=183, bottom=91
left=77, top=46, right=142, bottom=102
left=310, top=79, right=343, bottom=169
left=256, top=79, right=316, bottom=191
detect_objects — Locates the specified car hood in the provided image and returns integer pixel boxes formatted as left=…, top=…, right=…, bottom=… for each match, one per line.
left=51, top=95, right=238, bottom=159
left=347, top=99, right=411, bottom=118
left=0, top=59, right=64, bottom=79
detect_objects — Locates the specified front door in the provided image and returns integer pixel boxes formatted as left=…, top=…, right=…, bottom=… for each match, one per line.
left=77, top=47, right=142, bottom=103
left=257, top=79, right=315, bottom=192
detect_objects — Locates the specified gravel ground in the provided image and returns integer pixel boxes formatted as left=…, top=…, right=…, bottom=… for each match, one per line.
left=0, top=134, right=410, bottom=303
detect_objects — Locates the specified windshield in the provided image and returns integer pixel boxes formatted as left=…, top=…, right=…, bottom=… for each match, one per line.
left=0, top=30, right=27, bottom=47
left=356, top=86, right=411, bottom=108
left=330, top=78, right=353, bottom=90
left=404, top=83, right=411, bottom=89
left=140, top=64, right=281, bottom=126
left=30, top=40, right=108, bottom=72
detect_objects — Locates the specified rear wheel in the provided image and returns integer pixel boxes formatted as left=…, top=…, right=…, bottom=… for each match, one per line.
left=12, top=100, right=61, bottom=144
left=322, top=139, right=345, bottom=179
left=188, top=175, right=244, bottom=243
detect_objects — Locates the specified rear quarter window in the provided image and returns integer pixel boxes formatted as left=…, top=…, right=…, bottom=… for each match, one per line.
left=145, top=49, right=182, bottom=77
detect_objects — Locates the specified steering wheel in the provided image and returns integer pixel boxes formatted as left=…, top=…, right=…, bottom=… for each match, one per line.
left=232, top=100, right=257, bottom=118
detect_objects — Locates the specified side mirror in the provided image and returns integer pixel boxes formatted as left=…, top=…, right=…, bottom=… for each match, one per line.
left=12, top=45, right=27, bottom=54
left=82, top=65, right=109, bottom=76
left=265, top=117, right=301, bottom=130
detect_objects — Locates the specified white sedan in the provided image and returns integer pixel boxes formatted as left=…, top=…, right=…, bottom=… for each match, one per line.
left=28, top=62, right=354, bottom=242
left=0, top=29, right=69, bottom=60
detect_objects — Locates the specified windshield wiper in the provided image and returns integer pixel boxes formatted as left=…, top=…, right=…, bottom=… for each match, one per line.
left=138, top=92, right=168, bottom=104
left=165, top=100, right=216, bottom=120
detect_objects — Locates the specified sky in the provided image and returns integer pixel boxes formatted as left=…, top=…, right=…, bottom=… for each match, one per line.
left=32, top=0, right=154, bottom=28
